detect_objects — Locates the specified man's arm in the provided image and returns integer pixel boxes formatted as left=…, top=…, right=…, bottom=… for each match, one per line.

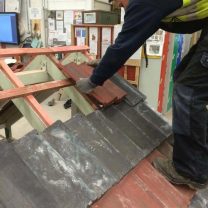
left=90, top=0, right=182, bottom=86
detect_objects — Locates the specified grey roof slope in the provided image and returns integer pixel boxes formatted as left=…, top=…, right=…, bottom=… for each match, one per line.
left=190, top=189, right=208, bottom=208
left=0, top=74, right=206, bottom=207
left=0, top=85, right=173, bottom=208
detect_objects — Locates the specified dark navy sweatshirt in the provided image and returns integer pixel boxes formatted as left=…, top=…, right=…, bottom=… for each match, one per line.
left=90, top=0, right=183, bottom=85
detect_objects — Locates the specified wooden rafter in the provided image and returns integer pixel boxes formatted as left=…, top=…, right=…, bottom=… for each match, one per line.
left=0, top=79, right=73, bottom=102
left=47, top=54, right=97, bottom=110
left=0, top=46, right=95, bottom=134
left=0, top=60, right=54, bottom=127
left=0, top=46, right=89, bottom=57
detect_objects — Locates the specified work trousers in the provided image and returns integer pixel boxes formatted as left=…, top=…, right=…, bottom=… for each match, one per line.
left=172, top=24, right=208, bottom=183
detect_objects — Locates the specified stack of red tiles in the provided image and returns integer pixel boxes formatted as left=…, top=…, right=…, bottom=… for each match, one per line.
left=63, top=63, right=127, bottom=108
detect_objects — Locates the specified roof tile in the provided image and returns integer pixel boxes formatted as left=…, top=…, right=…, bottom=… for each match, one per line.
left=92, top=172, right=166, bottom=208
left=63, top=63, right=126, bottom=107
left=0, top=141, right=58, bottom=208
left=87, top=110, right=144, bottom=166
left=65, top=114, right=132, bottom=179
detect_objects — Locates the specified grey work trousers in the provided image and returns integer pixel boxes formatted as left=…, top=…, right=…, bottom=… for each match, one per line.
left=172, top=24, right=208, bottom=183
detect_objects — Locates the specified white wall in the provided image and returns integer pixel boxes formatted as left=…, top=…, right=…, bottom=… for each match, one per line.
left=139, top=58, right=162, bottom=110
left=44, top=0, right=93, bottom=10
left=94, top=0, right=111, bottom=11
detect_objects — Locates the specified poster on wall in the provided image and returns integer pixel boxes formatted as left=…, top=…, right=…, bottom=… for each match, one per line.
left=146, top=43, right=163, bottom=56
left=74, top=11, right=82, bottom=24
left=48, top=18, right=55, bottom=31
left=75, top=27, right=86, bottom=38
left=146, top=29, right=165, bottom=56
left=48, top=31, right=57, bottom=46
left=29, top=8, right=42, bottom=19
left=63, top=10, right=74, bottom=45
left=89, top=27, right=98, bottom=55
left=84, top=12, right=96, bottom=24
left=64, top=10, right=73, bottom=28
left=56, top=20, right=64, bottom=33
left=0, top=0, right=4, bottom=12
left=113, top=24, right=122, bottom=42
left=77, top=37, right=85, bottom=46
left=56, top=11, right=64, bottom=20
left=75, top=27, right=86, bottom=46
left=5, top=0, right=20, bottom=13
left=101, top=27, right=111, bottom=57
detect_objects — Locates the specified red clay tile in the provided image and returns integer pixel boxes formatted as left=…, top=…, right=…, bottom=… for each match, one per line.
left=92, top=172, right=165, bottom=208
left=63, top=63, right=116, bottom=107
left=76, top=64, right=127, bottom=102
left=103, top=80, right=127, bottom=103
left=64, top=63, right=126, bottom=107
left=173, top=185, right=195, bottom=206
left=147, top=150, right=196, bottom=205
left=74, top=63, right=127, bottom=101
left=93, top=149, right=195, bottom=208
left=133, top=159, right=187, bottom=207
left=146, top=150, right=164, bottom=163
left=62, top=64, right=83, bottom=81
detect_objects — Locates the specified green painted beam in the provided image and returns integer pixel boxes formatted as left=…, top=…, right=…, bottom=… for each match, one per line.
left=16, top=70, right=52, bottom=85
left=45, top=56, right=94, bottom=115
left=0, top=71, right=47, bottom=132
left=0, top=91, right=55, bottom=129
left=23, top=55, right=47, bottom=71
left=61, top=52, right=89, bottom=65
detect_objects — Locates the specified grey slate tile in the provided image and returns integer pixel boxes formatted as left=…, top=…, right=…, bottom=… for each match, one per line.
left=43, top=120, right=116, bottom=201
left=14, top=132, right=91, bottom=208
left=86, top=110, right=144, bottom=166
left=111, top=74, right=146, bottom=106
left=102, top=104, right=159, bottom=155
left=0, top=141, right=58, bottom=208
left=65, top=114, right=132, bottom=180
left=134, top=102, right=172, bottom=137
left=189, top=188, right=208, bottom=208
left=114, top=102, right=167, bottom=145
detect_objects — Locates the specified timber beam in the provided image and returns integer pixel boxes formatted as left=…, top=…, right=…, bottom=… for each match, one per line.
left=0, top=46, right=90, bottom=57
left=0, top=45, right=94, bottom=134
left=0, top=79, right=73, bottom=102
left=0, top=60, right=54, bottom=131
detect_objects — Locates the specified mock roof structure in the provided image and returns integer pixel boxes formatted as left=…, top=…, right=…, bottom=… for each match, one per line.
left=0, top=47, right=207, bottom=208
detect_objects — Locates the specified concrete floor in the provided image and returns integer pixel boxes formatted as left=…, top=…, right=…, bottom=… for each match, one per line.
left=0, top=93, right=71, bottom=140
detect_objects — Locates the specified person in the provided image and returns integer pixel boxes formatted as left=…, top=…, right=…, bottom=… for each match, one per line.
left=76, top=0, right=208, bottom=190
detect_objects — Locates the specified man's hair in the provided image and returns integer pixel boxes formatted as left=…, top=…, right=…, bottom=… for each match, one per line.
left=109, top=0, right=113, bottom=3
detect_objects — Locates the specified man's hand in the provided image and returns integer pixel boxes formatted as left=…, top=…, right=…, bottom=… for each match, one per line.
left=76, top=78, right=97, bottom=94
left=87, top=59, right=100, bottom=68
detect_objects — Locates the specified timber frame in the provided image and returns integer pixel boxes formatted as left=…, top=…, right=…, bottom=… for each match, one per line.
left=0, top=46, right=95, bottom=139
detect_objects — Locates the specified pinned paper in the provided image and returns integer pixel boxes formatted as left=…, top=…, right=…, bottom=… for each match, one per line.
left=64, top=10, right=74, bottom=25
left=56, top=11, right=64, bottom=20
left=56, top=21, right=64, bottom=33
left=29, top=8, right=42, bottom=19
left=77, top=37, right=85, bottom=46
left=48, top=18, right=55, bottom=31
left=5, top=0, right=20, bottom=12
left=89, top=27, right=98, bottom=55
